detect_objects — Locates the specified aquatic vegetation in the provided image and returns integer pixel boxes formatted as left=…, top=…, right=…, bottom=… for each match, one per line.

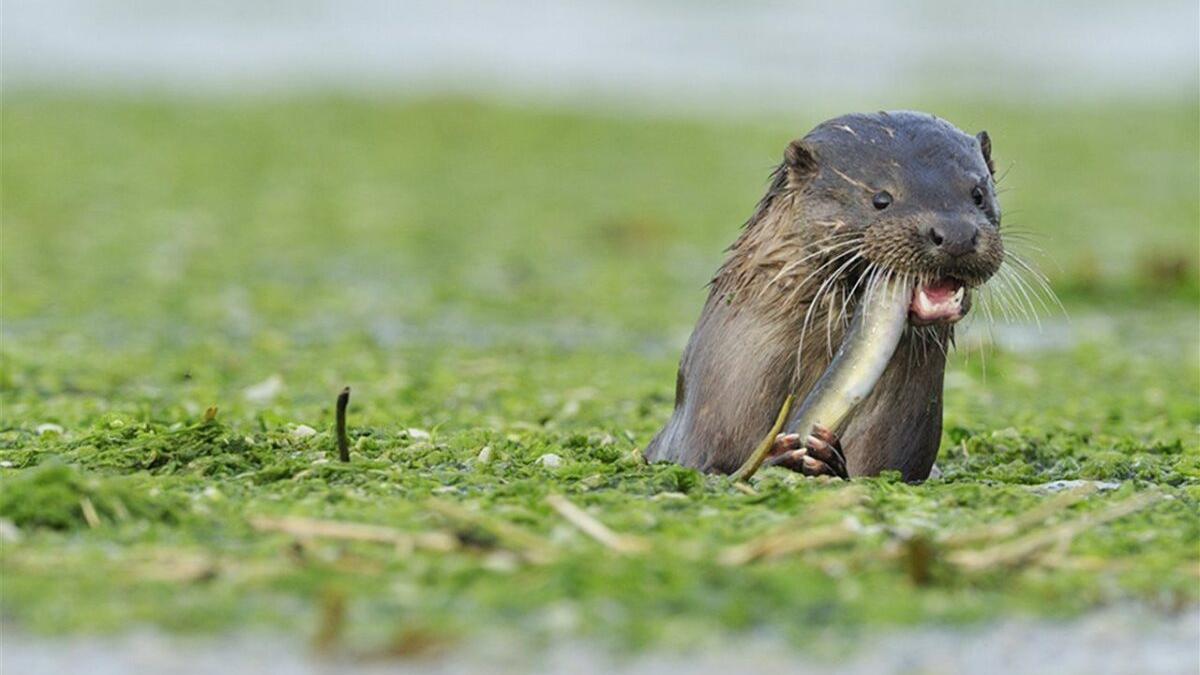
left=0, top=96, right=1196, bottom=649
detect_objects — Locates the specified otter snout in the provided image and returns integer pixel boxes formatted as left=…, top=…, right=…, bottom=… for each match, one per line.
left=906, top=214, right=1001, bottom=325
left=922, top=219, right=979, bottom=258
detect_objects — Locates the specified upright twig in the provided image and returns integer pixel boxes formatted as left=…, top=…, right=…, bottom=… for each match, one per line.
left=313, top=590, right=346, bottom=653
left=335, top=386, right=351, bottom=462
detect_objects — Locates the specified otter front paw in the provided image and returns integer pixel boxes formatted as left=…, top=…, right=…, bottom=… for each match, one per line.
left=764, top=424, right=848, bottom=479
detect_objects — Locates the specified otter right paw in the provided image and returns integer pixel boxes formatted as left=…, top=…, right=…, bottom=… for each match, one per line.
left=764, top=425, right=848, bottom=479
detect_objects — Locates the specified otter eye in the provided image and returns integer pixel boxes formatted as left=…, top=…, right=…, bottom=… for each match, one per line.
left=971, top=185, right=986, bottom=208
left=872, top=191, right=893, bottom=210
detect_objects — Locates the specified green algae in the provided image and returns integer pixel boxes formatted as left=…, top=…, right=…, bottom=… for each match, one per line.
left=0, top=95, right=1196, bottom=649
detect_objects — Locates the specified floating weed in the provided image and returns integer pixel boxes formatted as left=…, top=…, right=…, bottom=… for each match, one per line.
left=53, top=419, right=315, bottom=482
left=940, top=427, right=1196, bottom=485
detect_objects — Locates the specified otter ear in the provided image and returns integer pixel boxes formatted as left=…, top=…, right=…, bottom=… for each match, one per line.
left=784, top=140, right=818, bottom=181
left=976, top=131, right=996, bottom=176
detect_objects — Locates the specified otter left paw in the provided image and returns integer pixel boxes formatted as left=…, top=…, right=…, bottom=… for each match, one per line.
left=764, top=424, right=848, bottom=479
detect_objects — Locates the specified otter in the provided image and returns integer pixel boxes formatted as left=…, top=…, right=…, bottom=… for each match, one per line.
left=644, top=111, right=1004, bottom=482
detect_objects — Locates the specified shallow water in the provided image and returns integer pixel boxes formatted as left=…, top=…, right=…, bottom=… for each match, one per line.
left=9, top=606, right=1198, bottom=675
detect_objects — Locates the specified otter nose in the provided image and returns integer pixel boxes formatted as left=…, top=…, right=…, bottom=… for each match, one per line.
left=926, top=222, right=979, bottom=257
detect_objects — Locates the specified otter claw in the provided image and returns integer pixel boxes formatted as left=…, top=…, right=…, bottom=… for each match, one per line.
left=769, top=433, right=803, bottom=455
left=804, top=424, right=848, bottom=479
left=810, top=424, right=840, bottom=447
left=764, top=426, right=848, bottom=479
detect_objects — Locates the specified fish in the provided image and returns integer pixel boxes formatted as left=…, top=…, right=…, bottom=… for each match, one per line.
left=732, top=276, right=910, bottom=481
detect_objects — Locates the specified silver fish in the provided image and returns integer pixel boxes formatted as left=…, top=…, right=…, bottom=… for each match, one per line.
left=733, top=276, right=910, bottom=481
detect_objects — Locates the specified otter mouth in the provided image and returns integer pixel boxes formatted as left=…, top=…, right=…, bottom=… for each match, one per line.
left=909, top=276, right=966, bottom=326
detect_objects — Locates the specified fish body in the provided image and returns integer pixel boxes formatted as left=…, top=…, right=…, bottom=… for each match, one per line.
left=785, top=278, right=910, bottom=437
left=732, top=278, right=910, bottom=480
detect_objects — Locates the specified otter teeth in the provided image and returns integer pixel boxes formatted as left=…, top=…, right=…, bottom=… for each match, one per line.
left=909, top=277, right=967, bottom=324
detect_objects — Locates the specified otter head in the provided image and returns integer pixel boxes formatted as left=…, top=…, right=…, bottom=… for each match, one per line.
left=783, top=111, right=1003, bottom=326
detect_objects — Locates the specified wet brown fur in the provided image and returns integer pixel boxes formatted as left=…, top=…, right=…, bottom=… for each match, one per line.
left=644, top=111, right=1002, bottom=482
